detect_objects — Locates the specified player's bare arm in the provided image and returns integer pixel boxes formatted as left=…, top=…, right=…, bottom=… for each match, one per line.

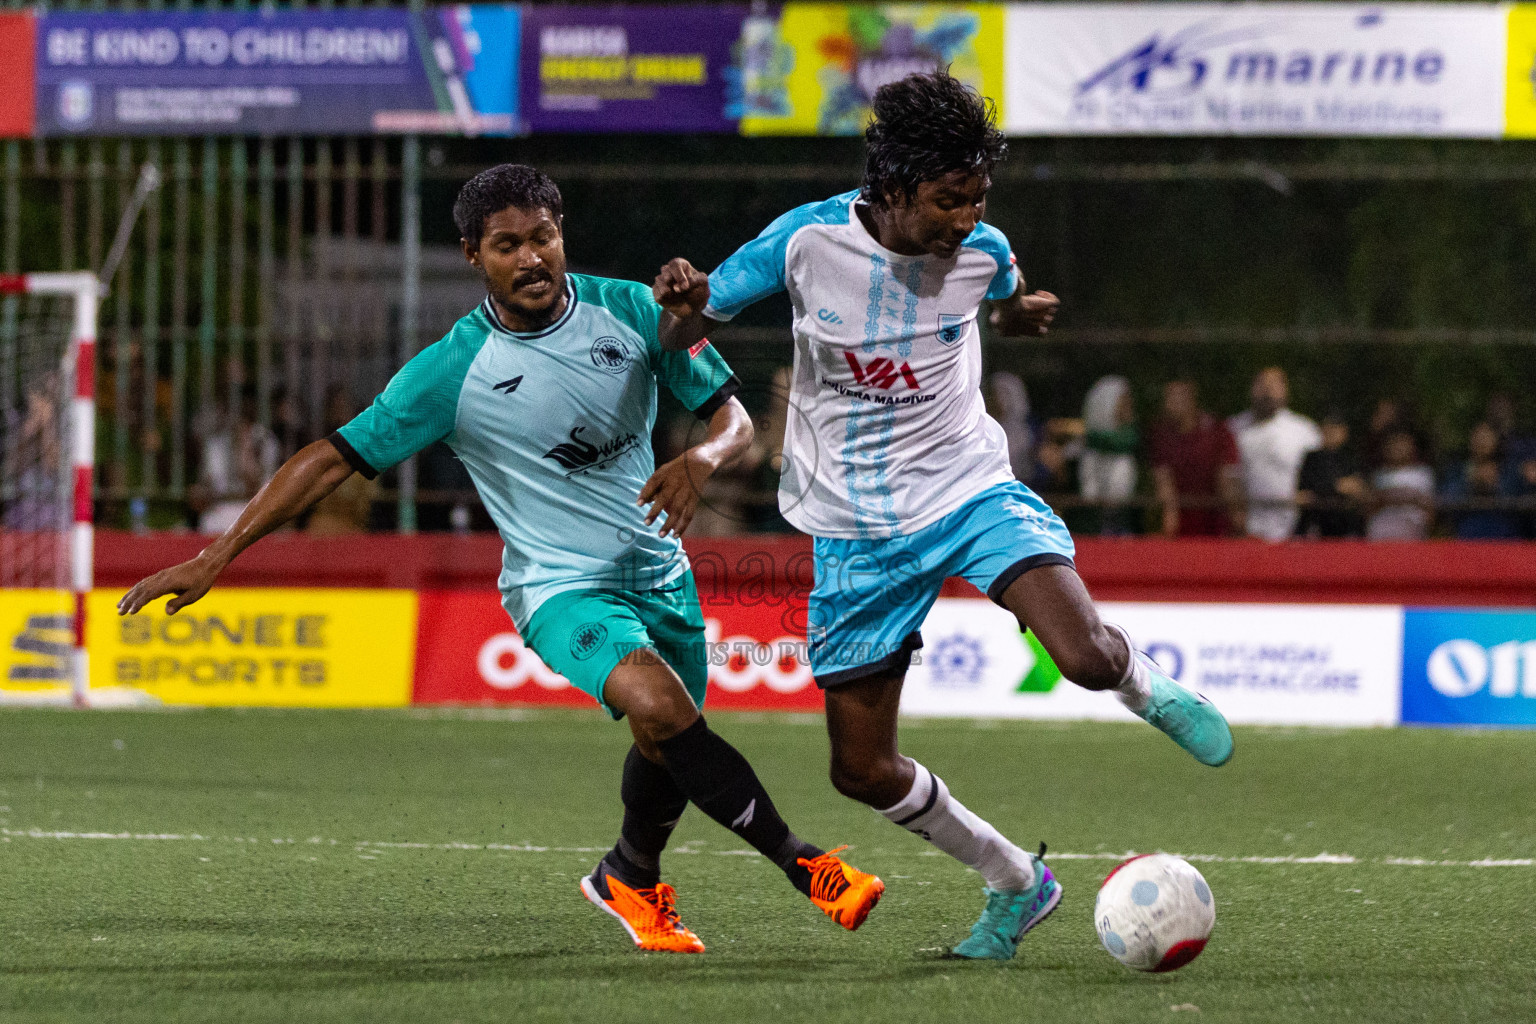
left=116, top=439, right=354, bottom=615
left=638, top=396, right=752, bottom=538
left=654, top=257, right=712, bottom=352
left=989, top=278, right=1060, bottom=337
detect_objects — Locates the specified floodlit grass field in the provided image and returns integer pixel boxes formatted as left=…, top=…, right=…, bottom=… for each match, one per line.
left=0, top=708, right=1532, bottom=1023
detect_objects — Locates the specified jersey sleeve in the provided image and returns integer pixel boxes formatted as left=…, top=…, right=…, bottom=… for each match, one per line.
left=591, top=274, right=743, bottom=420
left=705, top=194, right=852, bottom=321
left=966, top=222, right=1021, bottom=301
left=330, top=328, right=480, bottom=478
left=654, top=338, right=742, bottom=420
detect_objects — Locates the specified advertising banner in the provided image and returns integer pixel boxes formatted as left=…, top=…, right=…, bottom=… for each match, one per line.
left=0, top=13, right=36, bottom=138
left=1401, top=608, right=1536, bottom=727
left=414, top=589, right=822, bottom=711
left=1505, top=5, right=1536, bottom=136
left=35, top=7, right=519, bottom=137
left=519, top=4, right=745, bottom=133
left=90, top=589, right=417, bottom=707
left=1004, top=3, right=1506, bottom=137
left=901, top=599, right=1403, bottom=726
left=0, top=589, right=73, bottom=701
left=741, top=2, right=1004, bottom=136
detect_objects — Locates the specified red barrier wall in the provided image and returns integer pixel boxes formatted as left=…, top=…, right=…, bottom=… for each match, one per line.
left=94, top=531, right=1536, bottom=607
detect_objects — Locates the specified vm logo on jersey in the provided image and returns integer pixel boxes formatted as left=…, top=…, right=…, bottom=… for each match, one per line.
left=491, top=375, right=523, bottom=395
left=817, top=308, right=843, bottom=325
left=844, top=352, right=920, bottom=391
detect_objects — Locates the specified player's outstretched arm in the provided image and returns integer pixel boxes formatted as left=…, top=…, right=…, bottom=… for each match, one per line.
left=989, top=278, right=1060, bottom=337
left=638, top=397, right=753, bottom=538
left=654, top=257, right=713, bottom=352
left=117, top=440, right=355, bottom=616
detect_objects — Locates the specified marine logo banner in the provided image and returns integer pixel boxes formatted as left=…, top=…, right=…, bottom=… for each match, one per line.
left=1005, top=3, right=1505, bottom=137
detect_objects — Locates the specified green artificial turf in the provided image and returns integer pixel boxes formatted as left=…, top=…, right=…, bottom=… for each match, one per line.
left=0, top=708, right=1533, bottom=1023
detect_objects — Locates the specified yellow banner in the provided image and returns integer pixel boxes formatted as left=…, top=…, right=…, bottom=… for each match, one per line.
left=1508, top=6, right=1536, bottom=136
left=1, top=588, right=416, bottom=707
left=0, top=589, right=75, bottom=701
left=741, top=3, right=1005, bottom=137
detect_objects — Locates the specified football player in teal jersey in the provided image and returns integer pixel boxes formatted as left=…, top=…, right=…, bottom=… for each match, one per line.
left=119, top=164, right=884, bottom=953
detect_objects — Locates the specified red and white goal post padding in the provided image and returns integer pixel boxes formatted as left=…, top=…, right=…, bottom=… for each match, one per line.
left=1, top=271, right=100, bottom=707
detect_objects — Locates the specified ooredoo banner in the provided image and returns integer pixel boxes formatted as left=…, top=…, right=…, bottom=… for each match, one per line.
left=35, top=7, right=520, bottom=137
left=519, top=4, right=746, bottom=133
left=1004, top=3, right=1507, bottom=137
left=1401, top=608, right=1536, bottom=727
left=413, top=589, right=823, bottom=711
left=901, top=598, right=1404, bottom=726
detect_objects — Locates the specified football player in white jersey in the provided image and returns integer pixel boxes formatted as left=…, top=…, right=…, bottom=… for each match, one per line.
left=654, top=71, right=1233, bottom=960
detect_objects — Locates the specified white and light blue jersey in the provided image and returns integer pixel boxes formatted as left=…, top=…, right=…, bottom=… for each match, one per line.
left=706, top=190, right=1019, bottom=539
left=332, top=273, right=740, bottom=629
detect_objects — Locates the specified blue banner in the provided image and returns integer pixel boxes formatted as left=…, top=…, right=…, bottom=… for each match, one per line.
left=36, top=7, right=520, bottom=137
left=1402, top=608, right=1536, bottom=728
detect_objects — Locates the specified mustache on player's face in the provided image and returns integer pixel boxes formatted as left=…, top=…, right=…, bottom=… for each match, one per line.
left=512, top=267, right=554, bottom=290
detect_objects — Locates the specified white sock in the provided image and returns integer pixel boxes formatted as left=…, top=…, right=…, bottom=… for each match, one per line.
left=877, top=759, right=1035, bottom=891
left=1106, top=623, right=1152, bottom=715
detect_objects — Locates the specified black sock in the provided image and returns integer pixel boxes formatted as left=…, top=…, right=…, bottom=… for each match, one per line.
left=656, top=716, right=823, bottom=896
left=601, top=744, right=689, bottom=890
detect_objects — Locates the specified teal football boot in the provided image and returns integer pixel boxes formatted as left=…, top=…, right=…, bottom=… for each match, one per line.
left=950, top=846, right=1061, bottom=960
left=1136, top=652, right=1235, bottom=767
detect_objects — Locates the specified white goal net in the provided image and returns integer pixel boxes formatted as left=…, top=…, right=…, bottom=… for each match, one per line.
left=0, top=273, right=98, bottom=705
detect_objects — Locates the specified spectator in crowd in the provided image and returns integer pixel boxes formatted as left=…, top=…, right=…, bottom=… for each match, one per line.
left=1484, top=391, right=1536, bottom=536
left=268, top=386, right=307, bottom=461
left=1078, top=375, right=1138, bottom=535
left=188, top=385, right=281, bottom=535
left=988, top=372, right=1038, bottom=485
left=1295, top=411, right=1365, bottom=538
left=1363, top=397, right=1407, bottom=472
left=1440, top=421, right=1522, bottom=540
left=306, top=386, right=377, bottom=536
left=1228, top=367, right=1321, bottom=541
left=1366, top=429, right=1435, bottom=540
left=1148, top=379, right=1241, bottom=537
left=1222, top=368, right=1320, bottom=543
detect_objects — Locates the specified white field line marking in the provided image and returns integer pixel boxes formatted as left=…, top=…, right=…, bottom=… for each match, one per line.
left=0, top=828, right=1532, bottom=868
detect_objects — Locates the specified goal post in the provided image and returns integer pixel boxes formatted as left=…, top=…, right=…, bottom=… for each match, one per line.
left=0, top=271, right=99, bottom=707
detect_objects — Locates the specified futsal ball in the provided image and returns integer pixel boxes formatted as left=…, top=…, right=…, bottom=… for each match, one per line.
left=1094, top=853, right=1215, bottom=972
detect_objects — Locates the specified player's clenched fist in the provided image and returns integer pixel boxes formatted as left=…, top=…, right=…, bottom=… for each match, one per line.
left=653, top=257, right=710, bottom=319
left=990, top=289, right=1060, bottom=337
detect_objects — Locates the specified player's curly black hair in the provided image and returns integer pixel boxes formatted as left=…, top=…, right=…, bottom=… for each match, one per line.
left=453, top=163, right=563, bottom=249
left=861, top=70, right=1007, bottom=208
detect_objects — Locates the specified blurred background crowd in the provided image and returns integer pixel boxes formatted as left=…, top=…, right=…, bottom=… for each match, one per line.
left=51, top=356, right=1530, bottom=541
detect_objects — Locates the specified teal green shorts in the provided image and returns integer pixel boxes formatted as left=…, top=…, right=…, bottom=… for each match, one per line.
left=521, top=571, right=708, bottom=720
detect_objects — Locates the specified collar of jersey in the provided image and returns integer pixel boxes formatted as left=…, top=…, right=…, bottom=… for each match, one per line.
left=847, top=200, right=933, bottom=264
left=481, top=278, right=579, bottom=339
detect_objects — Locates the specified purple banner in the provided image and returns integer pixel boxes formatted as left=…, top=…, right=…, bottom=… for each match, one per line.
left=520, top=4, right=745, bottom=133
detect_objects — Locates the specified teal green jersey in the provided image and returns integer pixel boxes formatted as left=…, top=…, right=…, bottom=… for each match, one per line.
left=331, top=273, right=740, bottom=630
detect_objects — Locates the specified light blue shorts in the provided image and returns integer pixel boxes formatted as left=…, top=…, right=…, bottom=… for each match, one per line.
left=808, top=480, right=1076, bottom=687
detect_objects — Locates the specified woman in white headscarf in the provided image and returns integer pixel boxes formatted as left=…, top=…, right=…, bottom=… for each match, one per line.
left=1079, top=375, right=1138, bottom=533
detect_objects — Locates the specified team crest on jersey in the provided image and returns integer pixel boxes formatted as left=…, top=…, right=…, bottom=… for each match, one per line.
left=937, top=313, right=969, bottom=345
left=590, top=336, right=631, bottom=374
left=570, top=622, right=609, bottom=661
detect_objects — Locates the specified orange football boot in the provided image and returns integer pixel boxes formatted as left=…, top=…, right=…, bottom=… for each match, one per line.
left=580, top=868, right=706, bottom=953
left=798, top=846, right=885, bottom=931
